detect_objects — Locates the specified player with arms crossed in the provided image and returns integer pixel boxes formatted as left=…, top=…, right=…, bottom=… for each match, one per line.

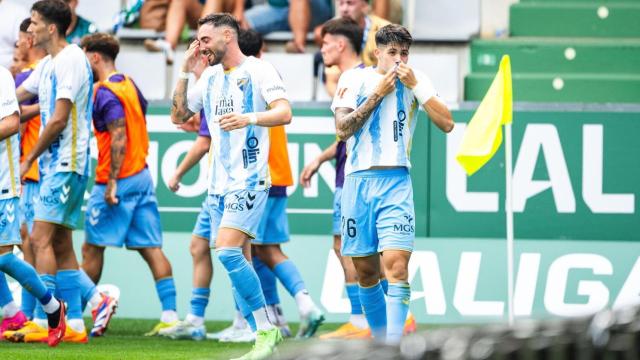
left=171, top=13, right=291, bottom=360
left=332, top=24, right=453, bottom=344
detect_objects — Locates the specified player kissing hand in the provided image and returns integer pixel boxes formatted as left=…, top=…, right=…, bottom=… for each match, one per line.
left=396, top=63, right=417, bottom=89
left=219, top=113, right=250, bottom=131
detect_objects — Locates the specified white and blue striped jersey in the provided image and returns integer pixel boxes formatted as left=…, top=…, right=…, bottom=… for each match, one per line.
left=22, top=44, right=93, bottom=177
left=0, top=66, right=20, bottom=200
left=187, top=56, right=288, bottom=195
left=331, top=66, right=436, bottom=175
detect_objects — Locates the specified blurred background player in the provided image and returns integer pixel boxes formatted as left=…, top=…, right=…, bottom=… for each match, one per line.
left=63, top=0, right=96, bottom=45
left=171, top=13, right=292, bottom=359
left=11, top=0, right=95, bottom=343
left=332, top=24, right=453, bottom=344
left=0, top=63, right=66, bottom=348
left=80, top=33, right=178, bottom=337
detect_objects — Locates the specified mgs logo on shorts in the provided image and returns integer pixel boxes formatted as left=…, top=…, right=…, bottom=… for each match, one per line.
left=224, top=191, right=259, bottom=213
left=393, top=215, right=415, bottom=235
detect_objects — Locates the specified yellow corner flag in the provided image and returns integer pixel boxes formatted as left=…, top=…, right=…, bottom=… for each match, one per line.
left=456, top=55, right=513, bottom=175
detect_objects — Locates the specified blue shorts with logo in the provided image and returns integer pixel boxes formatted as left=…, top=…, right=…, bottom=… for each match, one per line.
left=85, top=168, right=163, bottom=249
left=207, top=189, right=269, bottom=248
left=340, top=168, right=415, bottom=257
left=252, top=195, right=289, bottom=245
left=35, top=171, right=88, bottom=229
left=0, top=197, right=20, bottom=246
left=192, top=198, right=212, bottom=241
left=332, top=187, right=342, bottom=236
left=19, top=180, right=40, bottom=233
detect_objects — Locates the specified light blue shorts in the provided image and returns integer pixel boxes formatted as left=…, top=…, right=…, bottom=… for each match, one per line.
left=332, top=187, right=342, bottom=236
left=245, top=0, right=332, bottom=34
left=85, top=169, right=162, bottom=249
left=35, top=171, right=88, bottom=229
left=192, top=198, right=212, bottom=241
left=252, top=196, right=289, bottom=245
left=207, top=189, right=269, bottom=247
left=0, top=197, right=20, bottom=246
left=340, top=168, right=415, bottom=257
left=19, top=180, right=40, bottom=233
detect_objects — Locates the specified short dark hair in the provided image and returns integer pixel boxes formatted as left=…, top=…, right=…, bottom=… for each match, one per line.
left=375, top=24, right=413, bottom=48
left=31, top=0, right=72, bottom=37
left=198, top=13, right=240, bottom=35
left=20, top=18, right=32, bottom=33
left=238, top=29, right=263, bottom=57
left=321, top=17, right=363, bottom=55
left=81, top=33, right=120, bottom=61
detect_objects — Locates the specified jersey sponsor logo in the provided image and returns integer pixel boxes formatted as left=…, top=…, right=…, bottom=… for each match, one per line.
left=393, top=214, right=415, bottom=234
left=393, top=110, right=407, bottom=142
left=242, top=136, right=260, bottom=169
left=265, top=85, right=285, bottom=94
left=1, top=99, right=16, bottom=107
left=225, top=192, right=257, bottom=212
left=214, top=97, right=234, bottom=116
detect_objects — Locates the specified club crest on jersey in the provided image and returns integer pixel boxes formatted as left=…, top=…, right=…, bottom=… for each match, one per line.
left=236, top=77, right=250, bottom=92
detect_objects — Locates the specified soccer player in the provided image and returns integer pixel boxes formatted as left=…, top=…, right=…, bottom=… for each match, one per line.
left=9, top=0, right=95, bottom=343
left=331, top=24, right=454, bottom=344
left=0, top=64, right=66, bottom=348
left=80, top=33, right=178, bottom=337
left=171, top=13, right=291, bottom=359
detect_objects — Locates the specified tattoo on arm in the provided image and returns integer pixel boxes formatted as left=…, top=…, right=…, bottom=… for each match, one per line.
left=171, top=79, right=195, bottom=123
left=107, top=118, right=127, bottom=180
left=335, top=93, right=384, bottom=141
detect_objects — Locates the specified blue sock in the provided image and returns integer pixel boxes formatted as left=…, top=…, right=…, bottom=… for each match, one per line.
left=272, top=259, right=306, bottom=297
left=233, top=287, right=256, bottom=332
left=34, top=274, right=55, bottom=320
left=346, top=283, right=363, bottom=315
left=0, top=253, right=50, bottom=312
left=21, top=287, right=36, bottom=319
left=216, top=248, right=265, bottom=312
left=0, top=272, right=13, bottom=307
left=155, top=278, right=177, bottom=311
left=380, top=278, right=389, bottom=295
left=253, top=256, right=280, bottom=305
left=78, top=269, right=98, bottom=312
left=387, top=282, right=410, bottom=344
left=190, top=287, right=210, bottom=317
left=359, top=282, right=387, bottom=341
left=56, top=270, right=83, bottom=320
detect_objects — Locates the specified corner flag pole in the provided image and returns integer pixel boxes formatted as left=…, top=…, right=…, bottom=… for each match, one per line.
left=505, top=121, right=515, bottom=326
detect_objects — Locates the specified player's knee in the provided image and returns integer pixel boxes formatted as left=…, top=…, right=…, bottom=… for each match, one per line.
left=189, top=238, right=210, bottom=259
left=355, top=265, right=380, bottom=286
left=386, top=261, right=409, bottom=281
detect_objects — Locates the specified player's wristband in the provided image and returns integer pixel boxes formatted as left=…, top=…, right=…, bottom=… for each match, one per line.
left=247, top=113, right=258, bottom=126
left=178, top=71, right=191, bottom=80
left=413, top=81, right=436, bottom=105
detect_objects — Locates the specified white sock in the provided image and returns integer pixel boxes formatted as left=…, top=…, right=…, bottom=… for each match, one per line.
left=161, top=310, right=178, bottom=323
left=41, top=296, right=60, bottom=314
left=266, top=305, right=278, bottom=325
left=88, top=292, right=103, bottom=310
left=252, top=307, right=274, bottom=331
left=349, top=314, right=368, bottom=329
left=185, top=313, right=204, bottom=327
left=34, top=317, right=48, bottom=329
left=2, top=301, right=20, bottom=318
left=294, top=290, right=316, bottom=317
left=68, top=318, right=85, bottom=332
left=232, top=310, right=247, bottom=329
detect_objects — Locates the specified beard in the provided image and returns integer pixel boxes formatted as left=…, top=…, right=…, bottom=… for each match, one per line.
left=204, top=47, right=226, bottom=66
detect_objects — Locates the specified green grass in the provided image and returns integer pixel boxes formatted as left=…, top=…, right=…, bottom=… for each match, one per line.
left=0, top=318, right=343, bottom=360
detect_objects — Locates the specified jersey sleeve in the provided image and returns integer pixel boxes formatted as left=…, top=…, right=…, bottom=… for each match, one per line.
left=330, top=69, right=359, bottom=113
left=258, top=61, right=288, bottom=105
left=0, top=68, right=19, bottom=119
left=21, top=58, right=46, bottom=95
left=54, top=52, right=87, bottom=101
left=187, top=72, right=207, bottom=114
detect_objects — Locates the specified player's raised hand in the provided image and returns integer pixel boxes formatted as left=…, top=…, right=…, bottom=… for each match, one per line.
left=396, top=63, right=417, bottom=89
left=374, top=67, right=397, bottom=98
left=300, top=159, right=321, bottom=188
left=219, top=113, right=250, bottom=131
left=181, top=40, right=201, bottom=73
left=168, top=174, right=181, bottom=192
left=105, top=179, right=119, bottom=206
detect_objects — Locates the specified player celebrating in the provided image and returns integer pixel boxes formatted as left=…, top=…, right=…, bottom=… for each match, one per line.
left=331, top=24, right=453, bottom=344
left=80, top=33, right=179, bottom=337
left=9, top=0, right=95, bottom=343
left=0, top=64, right=66, bottom=348
left=171, top=13, right=291, bottom=359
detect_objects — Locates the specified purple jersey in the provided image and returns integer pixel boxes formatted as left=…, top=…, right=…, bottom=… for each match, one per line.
left=335, top=140, right=346, bottom=188
left=198, top=109, right=210, bottom=137
left=15, top=68, right=38, bottom=106
left=93, top=74, right=147, bottom=132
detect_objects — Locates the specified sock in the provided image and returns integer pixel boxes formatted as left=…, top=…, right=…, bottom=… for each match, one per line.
left=161, top=310, right=178, bottom=323
left=190, top=287, right=210, bottom=318
left=34, top=274, right=55, bottom=321
left=359, top=282, right=387, bottom=341
left=56, top=270, right=84, bottom=330
left=216, top=248, right=266, bottom=313
left=232, top=310, right=247, bottom=329
left=78, top=269, right=99, bottom=311
left=0, top=253, right=51, bottom=320
left=232, top=287, right=256, bottom=332
left=252, top=306, right=274, bottom=331
left=294, top=290, right=317, bottom=317
left=380, top=278, right=389, bottom=295
left=21, top=287, right=36, bottom=319
left=0, top=272, right=13, bottom=308
left=346, top=282, right=363, bottom=315
left=155, top=277, right=177, bottom=312
left=185, top=313, right=204, bottom=327
left=3, top=301, right=20, bottom=318
left=68, top=318, right=85, bottom=333
left=253, top=256, right=280, bottom=306
left=266, top=304, right=278, bottom=325
left=40, top=292, right=61, bottom=329
left=272, top=260, right=306, bottom=298
left=386, top=282, right=411, bottom=344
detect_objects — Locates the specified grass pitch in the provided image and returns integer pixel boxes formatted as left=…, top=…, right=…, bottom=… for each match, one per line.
left=0, top=318, right=342, bottom=359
